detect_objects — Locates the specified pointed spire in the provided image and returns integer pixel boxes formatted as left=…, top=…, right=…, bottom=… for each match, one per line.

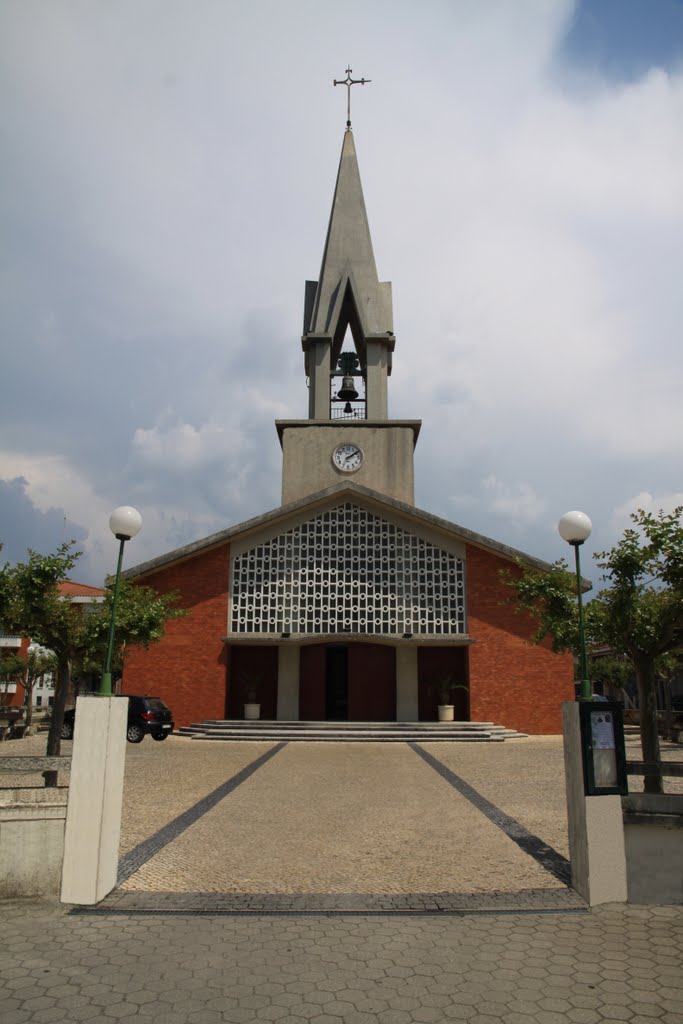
left=302, top=128, right=395, bottom=421
left=307, top=130, right=393, bottom=340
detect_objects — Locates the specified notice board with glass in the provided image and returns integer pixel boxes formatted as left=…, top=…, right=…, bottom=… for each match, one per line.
left=579, top=701, right=627, bottom=795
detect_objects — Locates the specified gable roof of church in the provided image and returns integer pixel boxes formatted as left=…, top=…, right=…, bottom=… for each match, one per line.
left=120, top=482, right=554, bottom=583
left=303, top=129, right=394, bottom=370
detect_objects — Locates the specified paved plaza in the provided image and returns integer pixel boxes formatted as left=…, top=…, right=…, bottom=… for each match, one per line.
left=115, top=736, right=574, bottom=901
left=2, top=734, right=682, bottom=1022
left=2, top=896, right=682, bottom=1024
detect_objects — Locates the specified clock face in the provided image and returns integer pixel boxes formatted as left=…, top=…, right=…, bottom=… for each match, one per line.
left=333, top=442, right=364, bottom=473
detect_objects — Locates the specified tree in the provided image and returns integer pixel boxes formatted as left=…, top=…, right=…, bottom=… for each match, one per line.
left=1, top=645, right=60, bottom=733
left=590, top=509, right=683, bottom=792
left=23, top=645, right=58, bottom=734
left=505, top=508, right=683, bottom=794
left=0, top=650, right=26, bottom=708
left=0, top=542, right=186, bottom=784
left=588, top=651, right=634, bottom=704
left=655, top=648, right=683, bottom=742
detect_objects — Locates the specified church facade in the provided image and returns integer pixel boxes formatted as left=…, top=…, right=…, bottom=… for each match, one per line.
left=121, top=129, right=573, bottom=733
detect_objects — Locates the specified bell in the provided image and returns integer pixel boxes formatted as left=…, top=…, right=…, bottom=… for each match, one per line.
left=343, top=402, right=353, bottom=414
left=337, top=375, right=359, bottom=402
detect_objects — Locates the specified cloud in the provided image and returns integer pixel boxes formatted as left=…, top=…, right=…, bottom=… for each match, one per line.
left=0, top=453, right=114, bottom=582
left=0, top=476, right=88, bottom=567
left=0, top=1, right=682, bottom=585
left=0, top=452, right=109, bottom=530
left=132, top=416, right=244, bottom=471
left=481, top=475, right=548, bottom=527
left=610, top=491, right=683, bottom=534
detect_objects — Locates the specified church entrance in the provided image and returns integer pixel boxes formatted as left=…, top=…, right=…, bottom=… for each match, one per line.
left=325, top=646, right=348, bottom=720
left=300, top=643, right=396, bottom=721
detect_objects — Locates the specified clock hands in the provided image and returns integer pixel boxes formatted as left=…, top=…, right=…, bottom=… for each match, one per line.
left=333, top=443, right=363, bottom=471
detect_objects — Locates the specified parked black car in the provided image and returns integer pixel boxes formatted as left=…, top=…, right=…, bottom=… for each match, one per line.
left=61, top=695, right=174, bottom=744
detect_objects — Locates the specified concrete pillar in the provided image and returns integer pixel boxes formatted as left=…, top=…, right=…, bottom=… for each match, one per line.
left=308, top=338, right=332, bottom=419
left=562, top=701, right=627, bottom=906
left=61, top=697, right=128, bottom=906
left=277, top=646, right=300, bottom=720
left=396, top=646, right=419, bottom=722
left=365, top=340, right=388, bottom=419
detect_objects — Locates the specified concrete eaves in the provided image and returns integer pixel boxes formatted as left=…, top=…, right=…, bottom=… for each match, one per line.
left=274, top=418, right=421, bottom=448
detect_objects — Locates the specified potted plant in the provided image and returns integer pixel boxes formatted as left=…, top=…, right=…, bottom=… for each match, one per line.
left=431, top=673, right=468, bottom=723
left=242, top=674, right=261, bottom=720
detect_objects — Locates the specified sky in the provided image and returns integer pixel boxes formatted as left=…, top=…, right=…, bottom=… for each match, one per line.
left=1, top=0, right=683, bottom=588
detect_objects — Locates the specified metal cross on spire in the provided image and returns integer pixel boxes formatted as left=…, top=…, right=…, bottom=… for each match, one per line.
left=333, top=66, right=371, bottom=128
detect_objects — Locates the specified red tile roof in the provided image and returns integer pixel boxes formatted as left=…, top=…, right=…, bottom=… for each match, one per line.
left=58, top=581, right=107, bottom=598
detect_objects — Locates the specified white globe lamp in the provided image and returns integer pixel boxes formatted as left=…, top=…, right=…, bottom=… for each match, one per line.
left=101, top=506, right=143, bottom=696
left=109, top=506, right=143, bottom=541
left=558, top=510, right=592, bottom=700
left=558, top=511, right=592, bottom=546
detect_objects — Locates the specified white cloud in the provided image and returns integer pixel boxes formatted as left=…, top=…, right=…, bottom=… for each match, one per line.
left=0, top=448, right=234, bottom=582
left=132, top=416, right=244, bottom=470
left=0, top=451, right=109, bottom=530
left=610, top=491, right=683, bottom=534
left=482, top=475, right=548, bottom=526
left=0, top=451, right=112, bottom=580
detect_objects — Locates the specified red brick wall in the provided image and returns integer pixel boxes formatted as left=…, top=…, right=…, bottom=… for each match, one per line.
left=466, top=544, right=574, bottom=734
left=121, top=545, right=229, bottom=728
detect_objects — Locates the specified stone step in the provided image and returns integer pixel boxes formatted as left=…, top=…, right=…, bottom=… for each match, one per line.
left=192, top=719, right=503, bottom=728
left=177, top=719, right=527, bottom=742
left=186, top=720, right=510, bottom=730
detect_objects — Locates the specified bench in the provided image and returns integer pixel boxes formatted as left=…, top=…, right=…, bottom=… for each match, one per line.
left=626, top=761, right=683, bottom=778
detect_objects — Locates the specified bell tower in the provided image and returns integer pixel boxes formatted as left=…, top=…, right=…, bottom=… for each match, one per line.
left=303, top=128, right=394, bottom=421
left=276, top=128, right=420, bottom=505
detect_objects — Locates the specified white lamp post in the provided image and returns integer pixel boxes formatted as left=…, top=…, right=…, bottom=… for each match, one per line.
left=558, top=511, right=592, bottom=701
left=100, top=506, right=142, bottom=697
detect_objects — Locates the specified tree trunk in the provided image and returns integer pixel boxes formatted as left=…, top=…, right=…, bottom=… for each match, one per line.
left=44, top=657, right=70, bottom=787
left=634, top=656, right=663, bottom=794
left=24, top=675, right=34, bottom=736
left=661, top=677, right=676, bottom=742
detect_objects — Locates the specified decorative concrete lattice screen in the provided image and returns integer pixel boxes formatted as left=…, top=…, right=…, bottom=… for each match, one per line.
left=230, top=502, right=465, bottom=636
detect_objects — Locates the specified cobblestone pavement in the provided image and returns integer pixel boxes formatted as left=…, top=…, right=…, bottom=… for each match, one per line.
left=1, top=897, right=682, bottom=1024
left=114, top=738, right=574, bottom=897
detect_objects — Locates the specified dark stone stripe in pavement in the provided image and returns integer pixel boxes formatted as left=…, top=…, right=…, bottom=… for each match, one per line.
left=117, top=741, right=288, bottom=884
left=410, top=742, right=572, bottom=885
left=74, top=887, right=586, bottom=916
